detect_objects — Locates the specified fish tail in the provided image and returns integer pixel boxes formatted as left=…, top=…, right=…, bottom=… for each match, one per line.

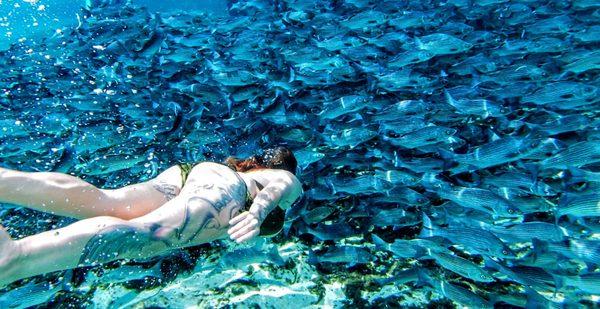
left=267, top=246, right=285, bottom=266
left=555, top=194, right=570, bottom=225
left=61, top=269, right=75, bottom=292
left=531, top=238, right=547, bottom=262
left=443, top=89, right=457, bottom=108
left=225, top=96, right=233, bottom=114
left=306, top=249, right=318, bottom=265
left=288, top=66, right=296, bottom=83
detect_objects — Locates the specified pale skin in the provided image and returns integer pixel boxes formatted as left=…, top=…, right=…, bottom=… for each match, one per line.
left=0, top=162, right=302, bottom=287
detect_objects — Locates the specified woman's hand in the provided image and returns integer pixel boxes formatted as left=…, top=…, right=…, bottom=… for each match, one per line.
left=228, top=211, right=261, bottom=243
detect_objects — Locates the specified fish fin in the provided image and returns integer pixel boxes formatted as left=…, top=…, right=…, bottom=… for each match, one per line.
left=522, top=163, right=539, bottom=178
left=416, top=247, right=435, bottom=261
left=531, top=238, right=548, bottom=262
left=524, top=287, right=554, bottom=309
left=437, top=147, right=456, bottom=162
left=371, top=234, right=389, bottom=250
left=552, top=275, right=563, bottom=298
left=325, top=178, right=337, bottom=195
left=555, top=195, right=572, bottom=225
left=414, top=37, right=424, bottom=50
left=489, top=131, right=501, bottom=141
left=267, top=246, right=285, bottom=266
left=419, top=213, right=436, bottom=238
left=415, top=268, right=433, bottom=287
left=61, top=269, right=75, bottom=292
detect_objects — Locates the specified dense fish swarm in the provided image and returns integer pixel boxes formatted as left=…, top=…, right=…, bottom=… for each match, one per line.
left=1, top=0, right=600, bottom=307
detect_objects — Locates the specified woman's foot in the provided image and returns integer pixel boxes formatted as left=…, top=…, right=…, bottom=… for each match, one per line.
left=0, top=225, right=19, bottom=287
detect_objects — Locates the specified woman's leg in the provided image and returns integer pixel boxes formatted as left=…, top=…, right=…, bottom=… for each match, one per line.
left=0, top=167, right=113, bottom=219
left=0, top=166, right=183, bottom=220
left=0, top=179, right=235, bottom=287
left=0, top=215, right=173, bottom=287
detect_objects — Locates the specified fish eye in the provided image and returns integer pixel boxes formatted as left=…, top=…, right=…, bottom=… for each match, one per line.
left=445, top=129, right=454, bottom=135
left=502, top=249, right=509, bottom=255
left=507, top=208, right=514, bottom=214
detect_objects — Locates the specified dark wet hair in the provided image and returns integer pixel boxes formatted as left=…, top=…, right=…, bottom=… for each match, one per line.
left=225, top=146, right=298, bottom=175
left=224, top=146, right=297, bottom=237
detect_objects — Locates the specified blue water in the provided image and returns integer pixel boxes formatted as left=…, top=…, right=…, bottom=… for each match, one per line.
left=0, top=0, right=599, bottom=307
left=0, top=0, right=227, bottom=50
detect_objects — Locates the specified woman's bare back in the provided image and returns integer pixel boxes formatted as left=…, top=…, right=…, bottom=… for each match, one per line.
left=119, top=162, right=247, bottom=249
left=163, top=162, right=248, bottom=244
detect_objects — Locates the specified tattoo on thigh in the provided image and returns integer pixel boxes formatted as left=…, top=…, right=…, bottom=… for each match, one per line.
left=173, top=182, right=247, bottom=244
left=175, top=195, right=230, bottom=244
left=78, top=223, right=170, bottom=266
left=153, top=180, right=179, bottom=201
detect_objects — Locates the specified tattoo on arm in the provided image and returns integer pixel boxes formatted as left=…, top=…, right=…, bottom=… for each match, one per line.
left=152, top=180, right=179, bottom=201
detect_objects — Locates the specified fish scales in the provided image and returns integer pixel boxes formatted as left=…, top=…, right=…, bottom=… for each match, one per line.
left=426, top=250, right=495, bottom=282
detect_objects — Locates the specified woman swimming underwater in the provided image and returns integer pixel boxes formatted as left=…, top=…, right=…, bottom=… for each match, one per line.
left=0, top=147, right=302, bottom=287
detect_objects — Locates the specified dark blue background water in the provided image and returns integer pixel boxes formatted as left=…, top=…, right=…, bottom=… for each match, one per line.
left=0, top=0, right=227, bottom=50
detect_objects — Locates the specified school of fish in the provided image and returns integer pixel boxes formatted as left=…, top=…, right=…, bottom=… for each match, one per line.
left=0, top=0, right=599, bottom=307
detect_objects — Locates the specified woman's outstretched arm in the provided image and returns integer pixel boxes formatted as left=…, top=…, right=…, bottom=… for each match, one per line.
left=228, top=171, right=302, bottom=243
